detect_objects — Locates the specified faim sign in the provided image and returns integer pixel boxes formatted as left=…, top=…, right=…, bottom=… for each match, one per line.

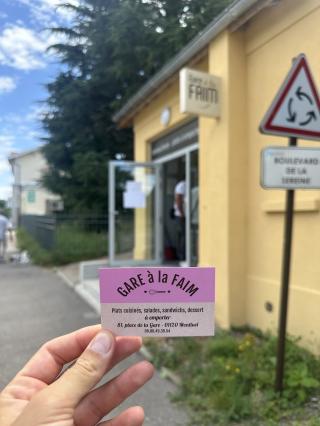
left=260, top=54, right=320, bottom=140
left=180, top=68, right=221, bottom=118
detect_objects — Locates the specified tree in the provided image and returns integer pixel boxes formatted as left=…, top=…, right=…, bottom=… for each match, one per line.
left=0, top=200, right=11, bottom=218
left=42, top=0, right=232, bottom=214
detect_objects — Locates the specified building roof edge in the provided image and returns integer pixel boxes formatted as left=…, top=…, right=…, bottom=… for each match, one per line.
left=8, top=146, right=43, bottom=163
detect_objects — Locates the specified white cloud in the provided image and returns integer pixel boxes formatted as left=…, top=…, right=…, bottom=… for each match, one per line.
left=0, top=77, right=17, bottom=94
left=0, top=160, right=9, bottom=174
left=0, top=0, right=83, bottom=71
left=0, top=185, right=12, bottom=201
left=25, top=104, right=48, bottom=122
left=0, top=25, right=47, bottom=70
left=16, top=0, right=80, bottom=27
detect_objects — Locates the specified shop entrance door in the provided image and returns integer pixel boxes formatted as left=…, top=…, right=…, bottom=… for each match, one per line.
left=108, top=161, right=162, bottom=266
left=157, top=148, right=199, bottom=266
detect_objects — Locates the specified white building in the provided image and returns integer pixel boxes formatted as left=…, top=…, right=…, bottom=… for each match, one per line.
left=8, top=148, right=63, bottom=227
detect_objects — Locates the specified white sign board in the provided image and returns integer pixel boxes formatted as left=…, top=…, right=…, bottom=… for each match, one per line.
left=123, top=180, right=146, bottom=208
left=123, top=191, right=145, bottom=208
left=261, top=147, right=320, bottom=189
left=126, top=181, right=142, bottom=192
left=260, top=54, right=320, bottom=141
left=180, top=68, right=221, bottom=118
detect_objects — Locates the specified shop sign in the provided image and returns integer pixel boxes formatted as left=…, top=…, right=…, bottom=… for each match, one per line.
left=261, top=146, right=320, bottom=189
left=260, top=54, right=320, bottom=140
left=180, top=68, right=221, bottom=118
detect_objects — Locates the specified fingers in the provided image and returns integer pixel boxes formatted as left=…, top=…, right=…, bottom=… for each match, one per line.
left=47, top=330, right=116, bottom=405
left=74, top=360, right=154, bottom=426
left=98, top=406, right=145, bottom=426
left=17, top=325, right=142, bottom=385
left=18, top=325, right=101, bottom=383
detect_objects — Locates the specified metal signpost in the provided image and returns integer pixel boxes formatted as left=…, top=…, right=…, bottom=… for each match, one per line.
left=259, top=54, right=320, bottom=392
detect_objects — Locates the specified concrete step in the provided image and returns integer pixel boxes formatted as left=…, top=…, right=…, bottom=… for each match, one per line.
left=76, top=279, right=100, bottom=314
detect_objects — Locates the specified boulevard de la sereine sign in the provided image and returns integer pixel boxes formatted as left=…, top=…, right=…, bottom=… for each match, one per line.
left=259, top=53, right=320, bottom=393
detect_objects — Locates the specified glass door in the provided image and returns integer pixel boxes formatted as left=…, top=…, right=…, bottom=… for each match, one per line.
left=156, top=147, right=199, bottom=266
left=189, top=150, right=199, bottom=266
left=109, top=161, right=162, bottom=266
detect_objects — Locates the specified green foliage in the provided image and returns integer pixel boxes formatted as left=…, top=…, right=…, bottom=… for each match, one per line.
left=17, top=226, right=107, bottom=266
left=145, top=329, right=320, bottom=425
left=17, top=228, right=52, bottom=266
left=42, top=0, right=232, bottom=214
left=0, top=199, right=11, bottom=218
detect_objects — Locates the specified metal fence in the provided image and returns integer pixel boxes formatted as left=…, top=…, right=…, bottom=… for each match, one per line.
left=20, top=214, right=108, bottom=250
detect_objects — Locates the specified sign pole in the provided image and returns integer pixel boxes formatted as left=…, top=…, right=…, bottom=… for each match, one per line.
left=275, top=136, right=297, bottom=393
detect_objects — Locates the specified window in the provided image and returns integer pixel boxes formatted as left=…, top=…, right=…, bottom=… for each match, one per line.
left=27, top=190, right=36, bottom=203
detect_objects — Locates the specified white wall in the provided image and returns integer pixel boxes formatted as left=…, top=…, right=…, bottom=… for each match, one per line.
left=11, top=150, right=61, bottom=217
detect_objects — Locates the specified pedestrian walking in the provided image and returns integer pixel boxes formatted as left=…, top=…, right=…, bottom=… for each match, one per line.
left=0, top=209, right=11, bottom=261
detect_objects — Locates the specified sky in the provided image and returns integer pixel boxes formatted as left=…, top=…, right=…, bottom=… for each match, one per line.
left=0, top=0, right=79, bottom=201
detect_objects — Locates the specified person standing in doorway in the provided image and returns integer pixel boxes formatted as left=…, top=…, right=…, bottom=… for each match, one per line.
left=173, top=178, right=186, bottom=263
left=0, top=209, right=10, bottom=261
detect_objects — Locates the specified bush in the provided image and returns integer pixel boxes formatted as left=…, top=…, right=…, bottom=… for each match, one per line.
left=17, top=228, right=52, bottom=265
left=17, top=226, right=107, bottom=266
left=50, top=225, right=107, bottom=265
left=145, top=328, right=320, bottom=425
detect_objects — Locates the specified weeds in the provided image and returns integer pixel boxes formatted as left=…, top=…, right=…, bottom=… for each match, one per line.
left=145, top=328, right=320, bottom=425
left=17, top=226, right=107, bottom=266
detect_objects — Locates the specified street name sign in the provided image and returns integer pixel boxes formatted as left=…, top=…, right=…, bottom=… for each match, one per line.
left=261, top=146, right=320, bottom=189
left=180, top=68, right=221, bottom=118
left=260, top=54, right=320, bottom=140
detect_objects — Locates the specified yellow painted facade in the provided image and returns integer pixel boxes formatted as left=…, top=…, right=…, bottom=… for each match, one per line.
left=131, top=0, right=320, bottom=352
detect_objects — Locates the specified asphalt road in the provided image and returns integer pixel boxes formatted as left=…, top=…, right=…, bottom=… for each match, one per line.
left=0, top=263, right=189, bottom=425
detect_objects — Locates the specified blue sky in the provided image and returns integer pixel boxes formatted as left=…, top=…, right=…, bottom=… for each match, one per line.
left=0, top=0, right=78, bottom=200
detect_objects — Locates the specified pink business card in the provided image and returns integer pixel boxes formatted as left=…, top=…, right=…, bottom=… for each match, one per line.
left=99, top=267, right=215, bottom=337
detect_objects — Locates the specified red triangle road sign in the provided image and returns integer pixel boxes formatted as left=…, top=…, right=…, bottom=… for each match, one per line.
left=260, top=54, right=320, bottom=141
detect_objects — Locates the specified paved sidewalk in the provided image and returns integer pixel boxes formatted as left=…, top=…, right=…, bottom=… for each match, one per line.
left=0, top=264, right=189, bottom=425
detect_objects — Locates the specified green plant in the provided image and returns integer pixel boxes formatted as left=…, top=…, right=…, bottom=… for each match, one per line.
left=17, top=225, right=107, bottom=266
left=51, top=224, right=107, bottom=265
left=145, top=328, right=320, bottom=425
left=16, top=228, right=52, bottom=265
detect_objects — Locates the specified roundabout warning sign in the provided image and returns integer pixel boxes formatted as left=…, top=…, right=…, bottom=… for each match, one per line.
left=260, top=54, right=320, bottom=140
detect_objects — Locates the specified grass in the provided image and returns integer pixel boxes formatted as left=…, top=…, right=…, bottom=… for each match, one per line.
left=145, top=328, right=320, bottom=425
left=17, top=225, right=107, bottom=266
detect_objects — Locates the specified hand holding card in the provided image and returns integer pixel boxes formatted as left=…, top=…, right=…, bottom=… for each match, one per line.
left=99, top=267, right=215, bottom=337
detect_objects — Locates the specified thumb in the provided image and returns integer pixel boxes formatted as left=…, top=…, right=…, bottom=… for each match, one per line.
left=49, top=330, right=115, bottom=406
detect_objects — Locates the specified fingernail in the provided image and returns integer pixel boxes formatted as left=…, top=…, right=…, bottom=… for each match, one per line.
left=89, top=331, right=113, bottom=356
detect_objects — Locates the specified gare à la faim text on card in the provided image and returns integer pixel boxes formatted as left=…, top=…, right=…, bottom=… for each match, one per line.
left=99, top=267, right=215, bottom=337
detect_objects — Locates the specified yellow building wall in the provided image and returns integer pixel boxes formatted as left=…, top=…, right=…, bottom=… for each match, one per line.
left=131, top=0, right=320, bottom=352
left=199, top=30, right=247, bottom=328
left=245, top=0, right=320, bottom=352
